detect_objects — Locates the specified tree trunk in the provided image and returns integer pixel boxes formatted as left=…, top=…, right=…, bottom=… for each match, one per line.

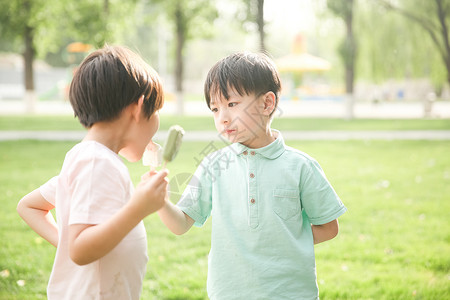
left=24, top=26, right=34, bottom=92
left=435, top=0, right=450, bottom=88
left=345, top=14, right=355, bottom=94
left=23, top=2, right=36, bottom=114
left=344, top=0, right=355, bottom=120
left=104, top=0, right=109, bottom=14
left=257, top=0, right=265, bottom=52
left=174, top=2, right=185, bottom=115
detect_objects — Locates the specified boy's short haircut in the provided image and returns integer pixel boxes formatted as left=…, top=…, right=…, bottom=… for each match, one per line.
left=204, top=52, right=281, bottom=116
left=69, top=45, right=164, bottom=128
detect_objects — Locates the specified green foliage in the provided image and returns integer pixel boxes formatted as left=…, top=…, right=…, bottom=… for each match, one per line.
left=327, top=0, right=353, bottom=18
left=1, top=139, right=449, bottom=299
left=121, top=1, right=163, bottom=68
left=148, top=0, right=218, bottom=41
left=62, top=0, right=139, bottom=48
left=322, top=0, right=449, bottom=88
left=356, top=0, right=449, bottom=88
left=0, top=0, right=61, bottom=55
left=0, top=0, right=140, bottom=60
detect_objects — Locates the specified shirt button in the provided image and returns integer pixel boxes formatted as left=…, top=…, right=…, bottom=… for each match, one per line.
left=250, top=151, right=256, bottom=156
left=249, top=173, right=255, bottom=178
left=243, top=151, right=248, bottom=155
left=250, top=198, right=256, bottom=204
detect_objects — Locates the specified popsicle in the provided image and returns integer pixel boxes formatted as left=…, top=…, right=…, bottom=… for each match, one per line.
left=142, top=141, right=163, bottom=169
left=162, top=125, right=185, bottom=166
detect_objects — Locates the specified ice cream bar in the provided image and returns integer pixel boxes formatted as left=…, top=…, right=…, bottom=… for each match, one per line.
left=162, top=125, right=185, bottom=163
left=142, top=141, right=163, bottom=168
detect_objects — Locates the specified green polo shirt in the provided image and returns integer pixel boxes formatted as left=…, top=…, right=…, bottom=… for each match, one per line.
left=177, top=130, right=346, bottom=300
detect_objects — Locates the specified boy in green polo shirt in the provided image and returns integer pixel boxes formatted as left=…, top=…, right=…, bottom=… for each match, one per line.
left=158, top=52, right=347, bottom=299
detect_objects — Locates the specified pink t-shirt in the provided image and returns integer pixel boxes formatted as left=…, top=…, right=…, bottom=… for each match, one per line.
left=40, top=141, right=148, bottom=300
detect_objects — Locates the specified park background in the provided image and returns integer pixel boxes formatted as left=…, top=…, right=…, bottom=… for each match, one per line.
left=1, top=0, right=450, bottom=299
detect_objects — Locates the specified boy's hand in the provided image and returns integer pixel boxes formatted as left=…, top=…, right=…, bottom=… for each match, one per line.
left=131, top=169, right=169, bottom=218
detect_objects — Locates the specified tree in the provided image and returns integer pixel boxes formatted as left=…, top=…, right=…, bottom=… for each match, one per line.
left=0, top=0, right=59, bottom=112
left=238, top=0, right=266, bottom=52
left=149, top=0, right=218, bottom=115
left=354, top=2, right=437, bottom=85
left=0, top=0, right=138, bottom=112
left=374, top=0, right=450, bottom=90
left=327, top=0, right=357, bottom=119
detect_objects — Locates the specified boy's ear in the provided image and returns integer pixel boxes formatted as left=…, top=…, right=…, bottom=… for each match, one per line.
left=131, top=95, right=145, bottom=122
left=262, top=91, right=276, bottom=116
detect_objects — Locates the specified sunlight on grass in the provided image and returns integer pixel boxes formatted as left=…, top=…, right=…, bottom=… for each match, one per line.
left=1, top=139, right=449, bottom=299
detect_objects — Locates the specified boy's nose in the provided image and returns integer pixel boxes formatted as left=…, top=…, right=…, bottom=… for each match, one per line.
left=219, top=110, right=230, bottom=124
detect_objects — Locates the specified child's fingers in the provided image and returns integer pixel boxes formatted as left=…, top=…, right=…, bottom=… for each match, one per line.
left=141, top=172, right=152, bottom=181
left=141, top=170, right=169, bottom=194
left=151, top=169, right=168, bottom=184
left=141, top=169, right=167, bottom=181
left=158, top=168, right=169, bottom=178
left=154, top=171, right=169, bottom=189
left=148, top=179, right=168, bottom=202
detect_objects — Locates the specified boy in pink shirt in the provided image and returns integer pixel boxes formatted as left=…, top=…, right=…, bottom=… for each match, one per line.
left=17, top=45, right=168, bottom=299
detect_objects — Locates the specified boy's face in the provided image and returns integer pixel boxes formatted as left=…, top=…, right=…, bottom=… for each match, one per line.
left=120, top=111, right=160, bottom=162
left=138, top=111, right=160, bottom=158
left=210, top=89, right=272, bottom=148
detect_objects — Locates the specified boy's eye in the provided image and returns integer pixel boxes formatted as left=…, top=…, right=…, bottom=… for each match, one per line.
left=228, top=102, right=238, bottom=108
left=211, top=107, right=218, bottom=113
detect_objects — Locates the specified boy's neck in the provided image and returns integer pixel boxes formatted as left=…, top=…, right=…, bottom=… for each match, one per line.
left=83, top=119, right=130, bottom=154
left=244, top=128, right=276, bottom=149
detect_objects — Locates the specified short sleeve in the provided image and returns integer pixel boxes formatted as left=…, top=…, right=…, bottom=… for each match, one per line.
left=68, top=155, right=130, bottom=225
left=299, top=159, right=346, bottom=225
left=40, top=176, right=58, bottom=206
left=177, top=160, right=213, bottom=227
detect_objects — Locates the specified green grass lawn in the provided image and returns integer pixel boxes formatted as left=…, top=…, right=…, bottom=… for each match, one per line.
left=1, top=139, right=449, bottom=299
left=0, top=115, right=449, bottom=131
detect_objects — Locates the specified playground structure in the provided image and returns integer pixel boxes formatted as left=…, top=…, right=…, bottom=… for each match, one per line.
left=276, top=33, right=334, bottom=101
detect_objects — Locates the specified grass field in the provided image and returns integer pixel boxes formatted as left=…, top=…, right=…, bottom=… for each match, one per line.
left=1, top=115, right=450, bottom=131
left=1, top=138, right=449, bottom=299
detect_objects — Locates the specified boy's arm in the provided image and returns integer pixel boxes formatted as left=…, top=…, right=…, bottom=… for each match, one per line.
left=69, top=170, right=168, bottom=266
left=69, top=203, right=148, bottom=265
left=311, top=219, right=339, bottom=244
left=158, top=199, right=194, bottom=235
left=17, top=189, right=58, bottom=247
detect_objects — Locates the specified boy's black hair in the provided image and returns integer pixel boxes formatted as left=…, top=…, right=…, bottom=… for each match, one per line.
left=204, top=52, right=281, bottom=116
left=69, top=45, right=164, bottom=128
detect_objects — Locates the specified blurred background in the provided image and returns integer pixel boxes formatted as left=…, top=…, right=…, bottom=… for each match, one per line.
left=1, top=0, right=449, bottom=119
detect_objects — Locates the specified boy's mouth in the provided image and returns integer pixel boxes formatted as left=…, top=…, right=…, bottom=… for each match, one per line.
left=224, top=128, right=236, bottom=135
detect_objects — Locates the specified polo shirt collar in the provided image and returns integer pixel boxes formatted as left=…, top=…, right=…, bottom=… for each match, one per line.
left=230, top=130, right=285, bottom=160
